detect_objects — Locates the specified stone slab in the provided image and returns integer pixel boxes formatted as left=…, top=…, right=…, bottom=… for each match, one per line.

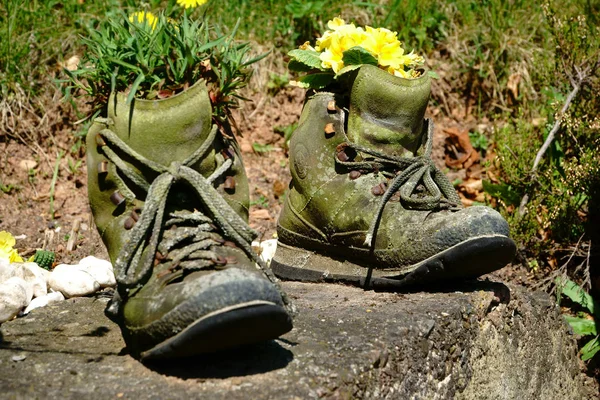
left=0, top=281, right=595, bottom=399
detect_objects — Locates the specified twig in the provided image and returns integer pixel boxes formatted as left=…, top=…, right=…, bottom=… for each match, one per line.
left=248, top=96, right=267, bottom=120
left=517, top=66, right=589, bottom=216
left=531, top=76, right=583, bottom=172
left=583, top=240, right=592, bottom=291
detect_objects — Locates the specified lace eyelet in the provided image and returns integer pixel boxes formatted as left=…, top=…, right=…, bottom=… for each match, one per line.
left=324, top=123, right=335, bottom=137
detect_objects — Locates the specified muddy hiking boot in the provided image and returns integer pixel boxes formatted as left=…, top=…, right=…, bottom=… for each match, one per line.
left=86, top=81, right=293, bottom=361
left=273, top=65, right=516, bottom=289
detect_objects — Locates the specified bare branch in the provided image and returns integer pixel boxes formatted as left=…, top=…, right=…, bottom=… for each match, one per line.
left=517, top=67, right=589, bottom=216
left=531, top=78, right=582, bottom=172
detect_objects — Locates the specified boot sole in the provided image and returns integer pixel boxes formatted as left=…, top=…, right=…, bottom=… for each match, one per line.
left=271, top=235, right=516, bottom=290
left=140, top=300, right=292, bottom=361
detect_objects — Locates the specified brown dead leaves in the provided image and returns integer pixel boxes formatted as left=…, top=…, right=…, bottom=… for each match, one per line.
left=444, top=126, right=485, bottom=206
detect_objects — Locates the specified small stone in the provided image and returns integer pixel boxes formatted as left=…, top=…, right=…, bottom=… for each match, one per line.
left=23, top=291, right=65, bottom=314
left=48, top=264, right=100, bottom=298
left=11, top=354, right=27, bottom=362
left=78, top=256, right=113, bottom=272
left=19, top=159, right=37, bottom=171
left=21, top=262, right=49, bottom=298
left=0, top=277, right=31, bottom=322
left=1, top=261, right=48, bottom=299
left=77, top=259, right=116, bottom=288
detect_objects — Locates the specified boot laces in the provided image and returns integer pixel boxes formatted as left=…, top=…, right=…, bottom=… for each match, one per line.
left=96, top=124, right=292, bottom=311
left=334, top=119, right=462, bottom=248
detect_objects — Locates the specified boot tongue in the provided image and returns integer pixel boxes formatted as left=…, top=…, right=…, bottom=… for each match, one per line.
left=107, top=80, right=213, bottom=167
left=347, top=65, right=430, bottom=158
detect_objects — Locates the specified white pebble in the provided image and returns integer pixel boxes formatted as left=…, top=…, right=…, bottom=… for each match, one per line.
left=0, top=258, right=19, bottom=283
left=0, top=277, right=32, bottom=323
left=48, top=264, right=100, bottom=298
left=11, top=354, right=27, bottom=362
left=23, top=291, right=65, bottom=314
left=0, top=261, right=47, bottom=299
left=77, top=256, right=115, bottom=287
left=252, top=239, right=278, bottom=265
left=20, top=262, right=49, bottom=298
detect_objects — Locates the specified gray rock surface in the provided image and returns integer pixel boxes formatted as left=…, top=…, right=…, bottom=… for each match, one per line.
left=0, top=281, right=596, bottom=399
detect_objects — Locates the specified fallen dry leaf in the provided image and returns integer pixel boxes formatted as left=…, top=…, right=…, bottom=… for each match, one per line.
left=507, top=72, right=521, bottom=99
left=250, top=209, right=271, bottom=220
left=444, top=126, right=479, bottom=169
left=272, top=180, right=286, bottom=198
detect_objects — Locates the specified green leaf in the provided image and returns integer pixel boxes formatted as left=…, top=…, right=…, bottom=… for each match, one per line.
left=335, top=64, right=362, bottom=77
left=296, top=72, right=334, bottom=90
left=481, top=180, right=521, bottom=206
left=126, top=72, right=145, bottom=105
left=427, top=70, right=440, bottom=79
left=564, top=316, right=597, bottom=336
left=581, top=336, right=600, bottom=361
left=556, top=277, right=597, bottom=315
left=341, top=46, right=378, bottom=66
left=288, top=49, right=324, bottom=70
left=288, top=59, right=316, bottom=73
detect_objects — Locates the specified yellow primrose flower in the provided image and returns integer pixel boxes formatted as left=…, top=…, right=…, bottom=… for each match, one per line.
left=320, top=36, right=345, bottom=73
left=361, top=26, right=402, bottom=60
left=377, top=42, right=407, bottom=69
left=315, top=30, right=333, bottom=52
left=298, top=18, right=426, bottom=79
left=0, top=231, right=23, bottom=263
left=128, top=11, right=158, bottom=30
left=327, top=17, right=346, bottom=30
left=177, top=0, right=208, bottom=9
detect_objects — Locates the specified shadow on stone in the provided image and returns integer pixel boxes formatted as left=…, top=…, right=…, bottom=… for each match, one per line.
left=143, top=339, right=294, bottom=379
left=376, top=279, right=511, bottom=300
left=82, top=326, right=111, bottom=337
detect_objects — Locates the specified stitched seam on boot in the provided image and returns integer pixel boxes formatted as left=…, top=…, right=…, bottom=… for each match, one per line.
left=328, top=184, right=361, bottom=232
left=285, top=194, right=328, bottom=241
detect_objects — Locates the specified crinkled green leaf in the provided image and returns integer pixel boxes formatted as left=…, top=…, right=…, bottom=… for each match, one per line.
left=564, top=315, right=597, bottom=336
left=341, top=46, right=378, bottom=66
left=296, top=72, right=334, bottom=90
left=556, top=277, right=597, bottom=315
left=335, top=64, right=362, bottom=77
left=288, top=59, right=316, bottom=73
left=288, top=49, right=324, bottom=70
left=581, top=336, right=600, bottom=361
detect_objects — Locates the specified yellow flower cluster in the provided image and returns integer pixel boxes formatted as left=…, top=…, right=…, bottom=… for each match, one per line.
left=0, top=231, right=23, bottom=263
left=128, top=11, right=158, bottom=30
left=312, top=18, right=424, bottom=78
left=176, top=0, right=208, bottom=9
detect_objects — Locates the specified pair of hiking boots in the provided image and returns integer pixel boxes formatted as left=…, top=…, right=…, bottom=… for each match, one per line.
left=87, top=65, right=516, bottom=360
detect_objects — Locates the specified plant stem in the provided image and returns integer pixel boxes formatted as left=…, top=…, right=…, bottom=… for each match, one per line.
left=49, top=150, right=64, bottom=220
left=531, top=81, right=581, bottom=172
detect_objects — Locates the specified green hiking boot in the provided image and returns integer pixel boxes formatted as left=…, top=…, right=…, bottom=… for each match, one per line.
left=272, top=65, right=516, bottom=289
left=86, top=80, right=292, bottom=360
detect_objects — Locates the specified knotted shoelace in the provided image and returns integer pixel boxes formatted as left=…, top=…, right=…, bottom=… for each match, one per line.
left=96, top=124, right=292, bottom=311
left=334, top=119, right=462, bottom=249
